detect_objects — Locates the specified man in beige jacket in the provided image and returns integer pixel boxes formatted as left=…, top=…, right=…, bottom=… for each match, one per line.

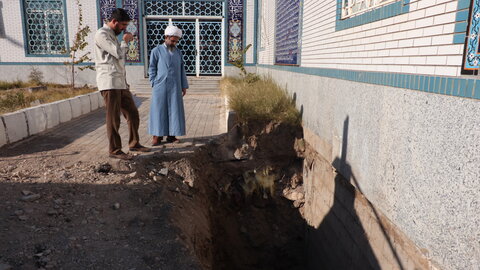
left=95, top=8, right=149, bottom=160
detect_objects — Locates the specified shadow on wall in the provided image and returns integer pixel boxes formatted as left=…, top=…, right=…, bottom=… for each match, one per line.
left=0, top=1, right=23, bottom=49
left=308, top=117, right=405, bottom=269
left=0, top=1, right=4, bottom=38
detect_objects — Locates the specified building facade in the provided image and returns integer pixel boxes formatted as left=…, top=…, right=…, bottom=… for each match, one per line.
left=0, top=0, right=256, bottom=85
left=0, top=0, right=479, bottom=269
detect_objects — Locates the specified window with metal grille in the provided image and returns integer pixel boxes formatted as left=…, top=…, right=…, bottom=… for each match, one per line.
left=342, top=0, right=396, bottom=19
left=21, top=0, right=68, bottom=55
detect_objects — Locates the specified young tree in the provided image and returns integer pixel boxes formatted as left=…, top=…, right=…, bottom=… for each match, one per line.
left=63, top=0, right=94, bottom=89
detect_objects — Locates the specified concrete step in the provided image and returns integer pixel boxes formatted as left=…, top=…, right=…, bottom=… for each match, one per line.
left=132, top=77, right=221, bottom=96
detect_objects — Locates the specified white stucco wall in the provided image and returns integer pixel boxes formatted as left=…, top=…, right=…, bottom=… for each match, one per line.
left=258, top=66, right=479, bottom=270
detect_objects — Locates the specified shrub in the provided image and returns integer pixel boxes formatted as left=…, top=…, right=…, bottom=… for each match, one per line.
left=28, top=67, right=44, bottom=85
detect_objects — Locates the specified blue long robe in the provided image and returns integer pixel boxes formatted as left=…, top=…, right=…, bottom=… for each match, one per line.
left=148, top=44, right=189, bottom=136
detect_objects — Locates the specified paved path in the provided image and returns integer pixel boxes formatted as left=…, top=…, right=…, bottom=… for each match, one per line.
left=0, top=86, right=226, bottom=164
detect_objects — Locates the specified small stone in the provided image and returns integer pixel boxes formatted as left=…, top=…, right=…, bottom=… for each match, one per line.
left=14, top=210, right=24, bottom=216
left=293, top=200, right=304, bottom=208
left=53, top=199, right=64, bottom=205
left=18, top=215, right=28, bottom=221
left=21, top=190, right=33, bottom=196
left=20, top=193, right=41, bottom=202
left=113, top=203, right=120, bottom=210
left=47, top=210, right=58, bottom=216
left=153, top=176, right=159, bottom=181
left=234, top=143, right=250, bottom=160
left=74, top=201, right=83, bottom=206
left=128, top=172, right=137, bottom=178
left=282, top=187, right=304, bottom=201
left=95, top=163, right=112, bottom=174
left=159, top=168, right=168, bottom=176
left=183, top=178, right=194, bottom=188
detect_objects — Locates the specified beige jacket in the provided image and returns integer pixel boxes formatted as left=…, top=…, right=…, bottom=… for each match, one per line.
left=94, top=24, right=129, bottom=91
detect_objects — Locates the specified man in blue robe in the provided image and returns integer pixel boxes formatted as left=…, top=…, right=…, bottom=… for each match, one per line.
left=148, top=25, right=189, bottom=145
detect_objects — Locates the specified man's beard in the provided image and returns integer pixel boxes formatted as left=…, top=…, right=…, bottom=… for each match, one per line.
left=113, top=28, right=122, bottom=35
left=166, top=44, right=175, bottom=51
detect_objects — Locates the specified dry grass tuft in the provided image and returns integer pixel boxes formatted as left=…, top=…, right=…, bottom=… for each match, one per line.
left=220, top=76, right=300, bottom=125
left=0, top=85, right=95, bottom=114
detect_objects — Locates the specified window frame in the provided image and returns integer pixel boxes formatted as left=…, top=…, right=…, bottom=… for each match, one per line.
left=20, top=0, right=70, bottom=57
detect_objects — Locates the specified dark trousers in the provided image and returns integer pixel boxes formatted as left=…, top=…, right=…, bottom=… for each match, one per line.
left=101, top=89, right=140, bottom=154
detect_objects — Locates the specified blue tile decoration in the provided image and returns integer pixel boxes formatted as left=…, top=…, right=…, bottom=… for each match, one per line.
left=275, top=0, right=302, bottom=65
left=440, top=77, right=447, bottom=94
left=99, top=0, right=117, bottom=26
left=459, top=79, right=467, bottom=96
left=123, top=0, right=141, bottom=62
left=474, top=81, right=480, bottom=98
left=446, top=78, right=453, bottom=95
left=336, top=0, right=410, bottom=31
left=461, top=0, right=479, bottom=73
left=465, top=79, right=475, bottom=97
left=257, top=64, right=480, bottom=100
left=228, top=0, right=243, bottom=62
left=455, top=22, right=468, bottom=33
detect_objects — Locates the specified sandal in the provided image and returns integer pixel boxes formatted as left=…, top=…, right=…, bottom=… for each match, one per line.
left=109, top=151, right=133, bottom=160
left=152, top=136, right=163, bottom=146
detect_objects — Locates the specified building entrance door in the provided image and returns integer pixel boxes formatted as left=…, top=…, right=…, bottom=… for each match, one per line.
left=143, top=0, right=224, bottom=77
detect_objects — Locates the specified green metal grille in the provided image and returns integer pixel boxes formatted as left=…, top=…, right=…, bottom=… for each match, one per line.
left=23, top=0, right=67, bottom=55
left=144, top=0, right=223, bottom=17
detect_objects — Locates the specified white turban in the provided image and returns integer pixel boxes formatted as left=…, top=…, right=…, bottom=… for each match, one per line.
left=165, top=25, right=182, bottom=38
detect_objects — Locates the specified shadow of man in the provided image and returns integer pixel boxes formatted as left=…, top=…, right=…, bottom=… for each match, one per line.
left=308, top=117, right=381, bottom=269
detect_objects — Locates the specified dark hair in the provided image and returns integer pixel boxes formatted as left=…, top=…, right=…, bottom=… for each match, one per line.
left=109, top=8, right=131, bottom=22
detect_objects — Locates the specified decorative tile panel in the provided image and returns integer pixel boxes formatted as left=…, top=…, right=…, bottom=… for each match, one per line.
left=274, top=0, right=301, bottom=65
left=228, top=0, right=243, bottom=62
left=22, top=0, right=67, bottom=55
left=98, top=0, right=116, bottom=25
left=123, top=0, right=141, bottom=62
left=462, top=0, right=480, bottom=74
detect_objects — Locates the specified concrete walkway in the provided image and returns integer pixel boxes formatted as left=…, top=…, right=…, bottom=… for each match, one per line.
left=0, top=79, right=226, bottom=164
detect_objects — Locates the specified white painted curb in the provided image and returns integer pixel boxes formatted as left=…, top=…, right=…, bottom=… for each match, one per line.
left=42, top=101, right=60, bottom=129
left=79, top=95, right=91, bottom=114
left=0, top=92, right=105, bottom=148
left=23, top=105, right=47, bottom=135
left=89, top=92, right=99, bottom=111
left=69, top=97, right=82, bottom=118
left=57, top=99, right=73, bottom=123
left=2, top=111, right=28, bottom=144
left=0, top=118, right=7, bottom=148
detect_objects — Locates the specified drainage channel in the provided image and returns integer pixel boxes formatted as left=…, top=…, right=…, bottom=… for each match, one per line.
left=135, top=122, right=306, bottom=269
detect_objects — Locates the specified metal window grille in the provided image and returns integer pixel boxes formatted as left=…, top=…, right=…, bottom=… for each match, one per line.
left=23, top=0, right=67, bottom=55
left=144, top=0, right=223, bottom=17
left=341, top=0, right=396, bottom=19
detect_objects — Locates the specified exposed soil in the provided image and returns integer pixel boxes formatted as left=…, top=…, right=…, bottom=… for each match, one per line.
left=0, top=121, right=307, bottom=270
